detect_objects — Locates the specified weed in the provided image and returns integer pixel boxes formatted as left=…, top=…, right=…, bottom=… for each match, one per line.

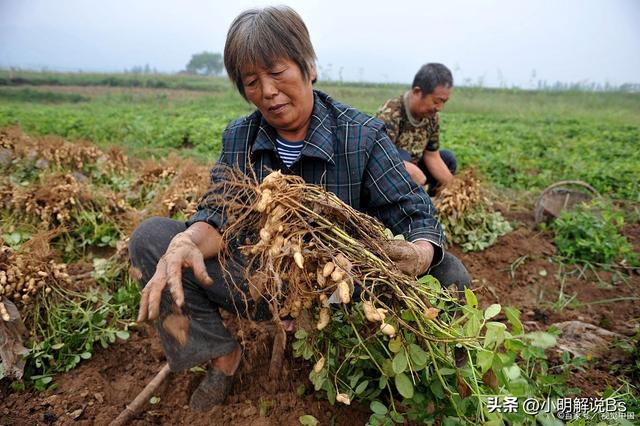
left=551, top=200, right=639, bottom=269
left=547, top=265, right=578, bottom=312
left=502, top=255, right=528, bottom=282
left=294, top=295, right=579, bottom=424
left=22, top=265, right=138, bottom=389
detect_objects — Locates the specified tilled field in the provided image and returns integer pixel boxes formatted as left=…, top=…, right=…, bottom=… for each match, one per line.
left=0, top=128, right=639, bottom=425
left=1, top=219, right=638, bottom=425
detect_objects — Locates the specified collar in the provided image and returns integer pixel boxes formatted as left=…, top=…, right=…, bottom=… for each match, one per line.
left=402, top=91, right=430, bottom=128
left=252, top=91, right=335, bottom=165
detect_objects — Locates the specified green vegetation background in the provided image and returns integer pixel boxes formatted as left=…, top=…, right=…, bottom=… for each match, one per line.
left=1, top=70, right=638, bottom=200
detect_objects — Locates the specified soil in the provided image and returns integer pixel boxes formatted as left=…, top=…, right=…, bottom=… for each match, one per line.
left=1, top=212, right=639, bottom=425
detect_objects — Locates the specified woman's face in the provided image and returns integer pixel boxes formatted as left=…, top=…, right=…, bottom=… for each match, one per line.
left=241, top=58, right=316, bottom=141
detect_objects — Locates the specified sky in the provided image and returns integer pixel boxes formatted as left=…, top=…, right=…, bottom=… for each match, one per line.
left=0, top=0, right=638, bottom=88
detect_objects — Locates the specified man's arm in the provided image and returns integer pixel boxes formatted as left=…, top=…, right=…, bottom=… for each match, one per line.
left=423, top=150, right=454, bottom=185
left=422, top=114, right=453, bottom=186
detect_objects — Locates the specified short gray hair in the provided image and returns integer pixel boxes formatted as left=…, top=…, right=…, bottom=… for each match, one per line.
left=412, top=63, right=453, bottom=96
left=224, top=6, right=317, bottom=100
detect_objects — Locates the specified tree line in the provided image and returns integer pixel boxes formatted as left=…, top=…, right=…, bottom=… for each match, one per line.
left=184, top=52, right=223, bottom=76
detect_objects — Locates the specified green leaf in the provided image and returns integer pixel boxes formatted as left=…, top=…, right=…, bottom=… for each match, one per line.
left=51, top=343, right=65, bottom=350
left=394, top=373, right=414, bottom=399
left=349, top=370, right=364, bottom=388
left=295, top=329, right=308, bottom=339
left=507, top=378, right=528, bottom=396
left=296, top=384, right=306, bottom=397
left=504, top=307, right=523, bottom=335
left=407, top=344, right=428, bottom=368
left=149, top=396, right=160, bottom=404
left=378, top=375, right=388, bottom=389
left=463, top=314, right=481, bottom=337
left=438, top=367, right=456, bottom=376
left=417, top=274, right=440, bottom=288
left=464, top=288, right=478, bottom=308
left=443, top=416, right=465, bottom=426
left=39, top=376, right=53, bottom=384
left=401, top=309, right=416, bottom=322
left=292, top=340, right=304, bottom=351
left=382, top=359, right=395, bottom=378
left=370, top=401, right=387, bottom=415
left=115, top=330, right=130, bottom=340
left=476, top=351, right=494, bottom=373
left=392, top=350, right=408, bottom=375
left=80, top=352, right=92, bottom=360
left=503, top=364, right=521, bottom=380
left=430, top=380, right=445, bottom=399
left=536, top=413, right=565, bottom=426
left=388, top=337, right=403, bottom=353
left=484, top=322, right=507, bottom=349
left=484, top=303, right=501, bottom=320
left=525, top=331, right=557, bottom=349
left=389, top=411, right=404, bottom=423
left=299, top=415, right=319, bottom=426
left=355, top=380, right=369, bottom=395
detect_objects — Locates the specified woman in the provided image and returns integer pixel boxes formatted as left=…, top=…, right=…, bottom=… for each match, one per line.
left=129, top=6, right=470, bottom=412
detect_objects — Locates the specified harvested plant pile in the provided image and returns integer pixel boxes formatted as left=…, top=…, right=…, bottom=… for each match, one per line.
left=0, top=234, right=71, bottom=314
left=204, top=168, right=554, bottom=424
left=208, top=169, right=420, bottom=321
left=434, top=170, right=512, bottom=251
left=0, top=127, right=210, bottom=384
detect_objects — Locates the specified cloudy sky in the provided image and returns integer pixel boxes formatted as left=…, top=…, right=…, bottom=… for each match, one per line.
left=1, top=0, right=638, bottom=88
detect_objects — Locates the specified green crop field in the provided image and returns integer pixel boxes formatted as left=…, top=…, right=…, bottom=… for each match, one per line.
left=1, top=70, right=638, bottom=200
left=1, top=70, right=640, bottom=423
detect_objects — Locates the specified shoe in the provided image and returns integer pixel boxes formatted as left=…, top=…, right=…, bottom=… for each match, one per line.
left=189, top=354, right=242, bottom=411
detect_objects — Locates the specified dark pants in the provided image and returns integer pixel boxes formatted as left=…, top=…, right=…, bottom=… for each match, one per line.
left=128, top=217, right=471, bottom=372
left=398, top=149, right=457, bottom=195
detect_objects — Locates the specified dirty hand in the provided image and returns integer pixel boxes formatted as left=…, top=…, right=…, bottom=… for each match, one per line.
left=385, top=240, right=434, bottom=277
left=137, top=232, right=213, bottom=322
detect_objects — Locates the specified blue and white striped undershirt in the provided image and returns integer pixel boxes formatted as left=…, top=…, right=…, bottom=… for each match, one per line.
left=275, top=138, right=303, bottom=167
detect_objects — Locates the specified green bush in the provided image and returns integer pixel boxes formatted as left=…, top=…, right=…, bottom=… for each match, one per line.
left=551, top=200, right=638, bottom=267
left=22, top=257, right=139, bottom=391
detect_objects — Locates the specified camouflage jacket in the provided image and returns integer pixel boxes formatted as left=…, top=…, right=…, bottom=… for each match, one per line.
left=375, top=94, right=440, bottom=164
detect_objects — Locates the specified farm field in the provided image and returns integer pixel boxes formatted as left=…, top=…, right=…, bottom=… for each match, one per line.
left=0, top=71, right=639, bottom=425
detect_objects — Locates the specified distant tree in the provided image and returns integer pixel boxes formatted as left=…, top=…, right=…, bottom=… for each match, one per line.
left=186, top=52, right=223, bottom=76
left=125, top=64, right=156, bottom=75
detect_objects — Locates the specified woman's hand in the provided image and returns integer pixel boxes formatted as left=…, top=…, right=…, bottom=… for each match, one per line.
left=137, top=232, right=214, bottom=322
left=385, top=240, right=434, bottom=277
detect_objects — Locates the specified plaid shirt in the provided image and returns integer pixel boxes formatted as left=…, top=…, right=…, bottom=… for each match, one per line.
left=188, top=90, right=444, bottom=263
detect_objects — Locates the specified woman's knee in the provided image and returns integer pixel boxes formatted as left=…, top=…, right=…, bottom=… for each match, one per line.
left=429, top=251, right=471, bottom=292
left=128, top=217, right=186, bottom=272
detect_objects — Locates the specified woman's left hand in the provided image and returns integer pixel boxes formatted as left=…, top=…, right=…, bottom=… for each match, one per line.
left=385, top=240, right=434, bottom=277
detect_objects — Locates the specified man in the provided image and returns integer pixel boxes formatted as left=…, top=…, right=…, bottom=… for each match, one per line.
left=376, top=63, right=456, bottom=194
left=129, top=7, right=470, bottom=412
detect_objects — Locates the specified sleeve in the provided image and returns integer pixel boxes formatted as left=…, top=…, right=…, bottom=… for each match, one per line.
left=362, top=126, right=444, bottom=265
left=186, top=125, right=245, bottom=232
left=375, top=101, right=400, bottom=144
left=424, top=114, right=440, bottom=152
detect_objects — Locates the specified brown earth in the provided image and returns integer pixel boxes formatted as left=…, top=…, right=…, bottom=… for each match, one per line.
left=1, top=212, right=639, bottom=425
